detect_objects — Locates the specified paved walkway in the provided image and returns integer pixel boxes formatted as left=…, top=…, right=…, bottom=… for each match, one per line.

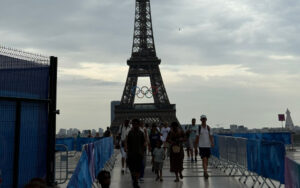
left=110, top=153, right=246, bottom=188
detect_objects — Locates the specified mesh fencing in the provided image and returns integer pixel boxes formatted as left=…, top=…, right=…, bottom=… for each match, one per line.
left=0, top=46, right=51, bottom=188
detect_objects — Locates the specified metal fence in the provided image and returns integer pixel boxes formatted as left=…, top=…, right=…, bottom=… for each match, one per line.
left=211, top=135, right=285, bottom=188
left=0, top=46, right=58, bottom=187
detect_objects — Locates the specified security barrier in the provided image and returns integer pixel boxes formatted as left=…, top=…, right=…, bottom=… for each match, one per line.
left=55, top=137, right=104, bottom=151
left=56, top=138, right=75, bottom=151
left=55, top=144, right=69, bottom=184
left=285, top=156, right=300, bottom=188
left=67, top=137, right=114, bottom=188
left=0, top=46, right=58, bottom=187
left=233, top=132, right=292, bottom=145
left=211, top=135, right=285, bottom=187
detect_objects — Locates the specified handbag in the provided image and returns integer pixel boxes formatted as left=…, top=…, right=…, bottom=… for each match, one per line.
left=172, top=145, right=181, bottom=153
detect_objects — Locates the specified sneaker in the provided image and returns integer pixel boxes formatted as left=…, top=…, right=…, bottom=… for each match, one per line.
left=139, top=178, right=144, bottom=183
left=121, top=168, right=125, bottom=174
left=191, top=158, right=194, bottom=163
left=195, top=157, right=197, bottom=162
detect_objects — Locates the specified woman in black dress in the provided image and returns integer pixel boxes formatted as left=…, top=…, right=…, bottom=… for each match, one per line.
left=167, top=122, right=186, bottom=182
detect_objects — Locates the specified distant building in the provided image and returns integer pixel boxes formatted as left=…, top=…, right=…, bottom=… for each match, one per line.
left=58, top=129, right=67, bottom=137
left=286, top=109, right=295, bottom=130
left=230, top=124, right=238, bottom=132
left=237, top=125, right=248, bottom=132
left=91, top=129, right=97, bottom=137
left=111, top=101, right=121, bottom=123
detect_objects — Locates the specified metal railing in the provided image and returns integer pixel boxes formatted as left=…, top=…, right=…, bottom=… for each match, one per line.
left=210, top=136, right=283, bottom=188
left=55, top=144, right=69, bottom=184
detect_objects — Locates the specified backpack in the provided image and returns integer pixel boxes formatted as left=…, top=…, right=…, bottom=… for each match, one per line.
left=198, top=125, right=211, bottom=135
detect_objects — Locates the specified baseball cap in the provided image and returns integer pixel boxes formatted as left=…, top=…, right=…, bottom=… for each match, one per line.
left=200, top=115, right=207, bottom=120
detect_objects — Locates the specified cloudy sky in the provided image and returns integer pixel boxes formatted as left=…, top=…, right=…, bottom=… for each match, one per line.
left=1, top=0, right=300, bottom=131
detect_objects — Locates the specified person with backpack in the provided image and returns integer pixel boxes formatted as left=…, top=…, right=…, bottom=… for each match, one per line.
left=196, top=115, right=214, bottom=179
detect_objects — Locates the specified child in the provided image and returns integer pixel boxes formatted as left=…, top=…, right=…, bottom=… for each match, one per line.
left=152, top=140, right=165, bottom=182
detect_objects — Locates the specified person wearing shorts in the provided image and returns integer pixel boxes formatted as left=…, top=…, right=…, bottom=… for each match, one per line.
left=188, top=118, right=198, bottom=162
left=196, top=115, right=214, bottom=179
left=152, top=140, right=165, bottom=182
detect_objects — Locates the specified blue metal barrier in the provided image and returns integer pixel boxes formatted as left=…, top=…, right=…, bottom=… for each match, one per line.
left=76, top=138, right=101, bottom=151
left=212, top=135, right=286, bottom=185
left=233, top=132, right=291, bottom=145
left=56, top=138, right=75, bottom=151
left=211, top=135, right=219, bottom=158
left=67, top=151, right=92, bottom=188
left=260, top=140, right=285, bottom=183
left=247, top=139, right=285, bottom=184
left=67, top=137, right=114, bottom=188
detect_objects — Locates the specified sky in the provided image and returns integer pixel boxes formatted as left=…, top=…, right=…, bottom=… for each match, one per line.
left=0, top=0, right=300, bottom=131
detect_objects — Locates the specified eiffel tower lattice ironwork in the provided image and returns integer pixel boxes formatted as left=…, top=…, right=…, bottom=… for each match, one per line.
left=111, top=0, right=179, bottom=132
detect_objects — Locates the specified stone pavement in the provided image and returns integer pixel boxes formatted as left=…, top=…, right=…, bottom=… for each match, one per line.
left=110, top=153, right=246, bottom=188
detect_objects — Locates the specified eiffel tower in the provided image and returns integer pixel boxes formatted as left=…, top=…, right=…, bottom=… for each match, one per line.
left=111, top=0, right=179, bottom=132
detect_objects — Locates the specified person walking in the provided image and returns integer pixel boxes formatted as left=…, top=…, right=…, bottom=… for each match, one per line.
left=118, top=120, right=131, bottom=174
left=196, top=115, right=214, bottom=179
left=149, top=123, right=161, bottom=155
left=139, top=121, right=149, bottom=183
left=167, top=122, right=185, bottom=182
left=149, top=123, right=161, bottom=172
left=152, top=140, right=165, bottom=182
left=160, top=122, right=170, bottom=155
left=125, top=119, right=145, bottom=188
left=187, top=118, right=198, bottom=162
left=184, top=126, right=191, bottom=160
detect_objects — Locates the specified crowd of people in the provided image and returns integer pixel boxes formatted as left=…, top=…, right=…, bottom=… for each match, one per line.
left=117, top=115, right=214, bottom=188
left=24, top=115, right=213, bottom=188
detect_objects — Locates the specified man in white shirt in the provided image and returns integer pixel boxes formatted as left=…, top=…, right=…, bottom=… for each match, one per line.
left=118, top=119, right=131, bottom=173
left=160, top=122, right=170, bottom=153
left=196, top=115, right=214, bottom=179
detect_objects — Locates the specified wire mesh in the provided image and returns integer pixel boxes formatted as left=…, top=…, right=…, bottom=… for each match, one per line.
left=0, top=46, right=50, bottom=100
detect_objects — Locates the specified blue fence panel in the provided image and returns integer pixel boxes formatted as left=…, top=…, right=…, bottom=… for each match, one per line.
left=56, top=138, right=75, bottom=151
left=18, top=102, right=48, bottom=187
left=260, top=140, right=285, bottom=183
left=261, top=133, right=291, bottom=145
left=94, top=141, right=102, bottom=175
left=247, top=139, right=262, bottom=175
left=68, top=137, right=114, bottom=188
left=0, top=101, right=16, bottom=188
left=211, top=135, right=219, bottom=158
left=67, top=151, right=92, bottom=188
left=76, top=138, right=101, bottom=151
left=0, top=63, right=49, bottom=100
left=233, top=133, right=291, bottom=145
left=84, top=143, right=95, bottom=182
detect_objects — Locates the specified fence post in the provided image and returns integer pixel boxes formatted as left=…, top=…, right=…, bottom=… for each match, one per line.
left=12, top=101, right=21, bottom=188
left=46, top=56, right=58, bottom=185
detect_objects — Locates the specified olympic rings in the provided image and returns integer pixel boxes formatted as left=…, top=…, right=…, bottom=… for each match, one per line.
left=131, top=86, right=159, bottom=99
